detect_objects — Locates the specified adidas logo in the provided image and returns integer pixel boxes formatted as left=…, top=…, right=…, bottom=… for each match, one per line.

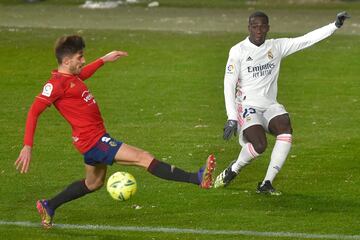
left=246, top=56, right=253, bottom=61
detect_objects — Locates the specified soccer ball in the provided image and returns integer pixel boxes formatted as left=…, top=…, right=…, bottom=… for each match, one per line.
left=106, top=172, right=137, bottom=201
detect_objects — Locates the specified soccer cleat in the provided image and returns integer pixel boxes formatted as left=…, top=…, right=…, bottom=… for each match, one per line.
left=198, top=154, right=216, bottom=189
left=214, top=160, right=238, bottom=188
left=36, top=199, right=54, bottom=228
left=256, top=180, right=282, bottom=195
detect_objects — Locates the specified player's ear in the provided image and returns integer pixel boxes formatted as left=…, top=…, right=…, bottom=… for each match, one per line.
left=62, top=56, right=71, bottom=66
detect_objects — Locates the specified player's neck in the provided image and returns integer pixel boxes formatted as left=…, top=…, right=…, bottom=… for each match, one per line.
left=249, top=38, right=265, bottom=47
left=58, top=65, right=74, bottom=75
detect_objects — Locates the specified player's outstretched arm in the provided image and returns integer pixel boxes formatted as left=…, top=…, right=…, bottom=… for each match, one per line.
left=335, top=11, right=351, bottom=28
left=79, top=51, right=128, bottom=80
left=15, top=145, right=32, bottom=174
left=101, top=50, right=128, bottom=63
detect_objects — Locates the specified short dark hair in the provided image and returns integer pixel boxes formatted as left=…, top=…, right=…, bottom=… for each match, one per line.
left=248, top=11, right=269, bottom=24
left=54, top=35, right=85, bottom=64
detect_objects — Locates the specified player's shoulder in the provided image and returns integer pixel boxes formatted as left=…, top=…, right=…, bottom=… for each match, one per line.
left=47, top=71, right=72, bottom=87
left=264, top=38, right=281, bottom=45
left=41, top=71, right=72, bottom=95
left=229, top=39, right=247, bottom=57
left=268, top=37, right=291, bottom=45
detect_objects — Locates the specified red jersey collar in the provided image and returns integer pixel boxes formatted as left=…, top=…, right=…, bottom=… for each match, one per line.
left=51, top=70, right=77, bottom=79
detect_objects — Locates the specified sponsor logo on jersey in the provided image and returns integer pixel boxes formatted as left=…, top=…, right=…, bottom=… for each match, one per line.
left=267, top=50, right=274, bottom=59
left=42, top=83, right=53, bottom=97
left=248, top=62, right=275, bottom=78
left=246, top=56, right=253, bottom=61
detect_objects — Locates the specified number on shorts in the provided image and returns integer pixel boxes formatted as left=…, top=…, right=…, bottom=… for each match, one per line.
left=242, top=107, right=256, bottom=118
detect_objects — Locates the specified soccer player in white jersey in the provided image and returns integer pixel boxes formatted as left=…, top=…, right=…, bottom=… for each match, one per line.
left=214, top=11, right=350, bottom=194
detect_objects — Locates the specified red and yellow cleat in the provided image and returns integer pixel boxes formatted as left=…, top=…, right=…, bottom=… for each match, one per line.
left=199, top=154, right=216, bottom=189
left=36, top=200, right=54, bottom=229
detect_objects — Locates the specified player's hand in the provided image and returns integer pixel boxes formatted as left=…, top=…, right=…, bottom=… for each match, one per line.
left=101, top=50, right=128, bottom=63
left=223, top=120, right=238, bottom=140
left=335, top=11, right=350, bottom=28
left=15, top=145, right=32, bottom=174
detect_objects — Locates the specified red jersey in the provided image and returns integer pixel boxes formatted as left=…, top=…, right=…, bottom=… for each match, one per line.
left=24, top=59, right=107, bottom=153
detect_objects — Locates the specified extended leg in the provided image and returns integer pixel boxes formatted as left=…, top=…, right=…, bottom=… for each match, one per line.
left=114, top=143, right=216, bottom=188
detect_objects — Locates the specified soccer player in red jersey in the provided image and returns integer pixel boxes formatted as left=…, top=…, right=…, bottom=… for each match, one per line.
left=14, top=35, right=216, bottom=228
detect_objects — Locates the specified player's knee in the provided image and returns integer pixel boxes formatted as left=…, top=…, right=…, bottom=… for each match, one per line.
left=253, top=141, right=267, bottom=154
left=275, top=126, right=293, bottom=135
left=86, top=178, right=105, bottom=191
left=136, top=151, right=154, bottom=168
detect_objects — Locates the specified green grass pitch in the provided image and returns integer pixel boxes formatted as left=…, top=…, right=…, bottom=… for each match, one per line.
left=0, top=1, right=359, bottom=239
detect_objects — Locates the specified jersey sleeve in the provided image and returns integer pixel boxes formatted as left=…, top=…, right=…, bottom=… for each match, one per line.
left=224, top=47, right=240, bottom=121
left=35, top=79, right=64, bottom=106
left=23, top=98, right=49, bottom=147
left=275, top=22, right=338, bottom=58
left=78, top=58, right=104, bottom=81
left=24, top=80, right=64, bottom=146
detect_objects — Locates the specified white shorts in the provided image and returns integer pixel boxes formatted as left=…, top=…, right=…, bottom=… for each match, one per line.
left=236, top=103, right=288, bottom=146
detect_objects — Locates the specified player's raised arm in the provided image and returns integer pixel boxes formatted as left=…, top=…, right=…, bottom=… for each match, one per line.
left=100, top=50, right=128, bottom=63
left=79, top=51, right=128, bottom=80
left=276, top=11, right=350, bottom=58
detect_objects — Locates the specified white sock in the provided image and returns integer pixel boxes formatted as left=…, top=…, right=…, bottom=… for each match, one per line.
left=231, top=143, right=260, bottom=173
left=263, top=134, right=292, bottom=184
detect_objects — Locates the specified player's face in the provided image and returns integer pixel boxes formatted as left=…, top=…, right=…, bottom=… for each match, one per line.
left=68, top=51, right=85, bottom=75
left=248, top=16, right=269, bottom=46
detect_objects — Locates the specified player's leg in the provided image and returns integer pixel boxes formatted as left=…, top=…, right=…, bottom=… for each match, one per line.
left=37, top=164, right=106, bottom=228
left=265, top=113, right=292, bottom=183
left=214, top=125, right=265, bottom=188
left=231, top=125, right=267, bottom=172
left=258, top=107, right=293, bottom=194
left=215, top=106, right=266, bottom=188
left=114, top=143, right=216, bottom=188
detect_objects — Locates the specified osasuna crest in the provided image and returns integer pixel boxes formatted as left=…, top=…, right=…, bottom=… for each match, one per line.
left=109, top=140, right=117, bottom=147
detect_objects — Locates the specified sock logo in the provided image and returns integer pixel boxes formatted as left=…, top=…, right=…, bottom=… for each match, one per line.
left=273, top=165, right=281, bottom=171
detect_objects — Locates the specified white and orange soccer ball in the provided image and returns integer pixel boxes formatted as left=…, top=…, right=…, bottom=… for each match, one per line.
left=106, top=172, right=137, bottom=201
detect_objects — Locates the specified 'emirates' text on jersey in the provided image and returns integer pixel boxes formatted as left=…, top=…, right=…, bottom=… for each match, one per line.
left=36, top=59, right=106, bottom=153
left=224, top=23, right=338, bottom=120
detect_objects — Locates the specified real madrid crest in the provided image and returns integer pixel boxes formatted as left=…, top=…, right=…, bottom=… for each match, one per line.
left=267, top=50, right=274, bottom=60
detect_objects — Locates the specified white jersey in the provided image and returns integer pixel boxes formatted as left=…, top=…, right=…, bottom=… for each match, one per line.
left=224, top=22, right=338, bottom=120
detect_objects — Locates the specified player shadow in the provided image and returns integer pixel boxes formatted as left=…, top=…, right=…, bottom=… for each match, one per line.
left=218, top=181, right=359, bottom=214
left=259, top=192, right=360, bottom=214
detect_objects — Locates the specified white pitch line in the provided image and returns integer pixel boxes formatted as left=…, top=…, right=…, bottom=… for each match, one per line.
left=0, top=221, right=360, bottom=240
